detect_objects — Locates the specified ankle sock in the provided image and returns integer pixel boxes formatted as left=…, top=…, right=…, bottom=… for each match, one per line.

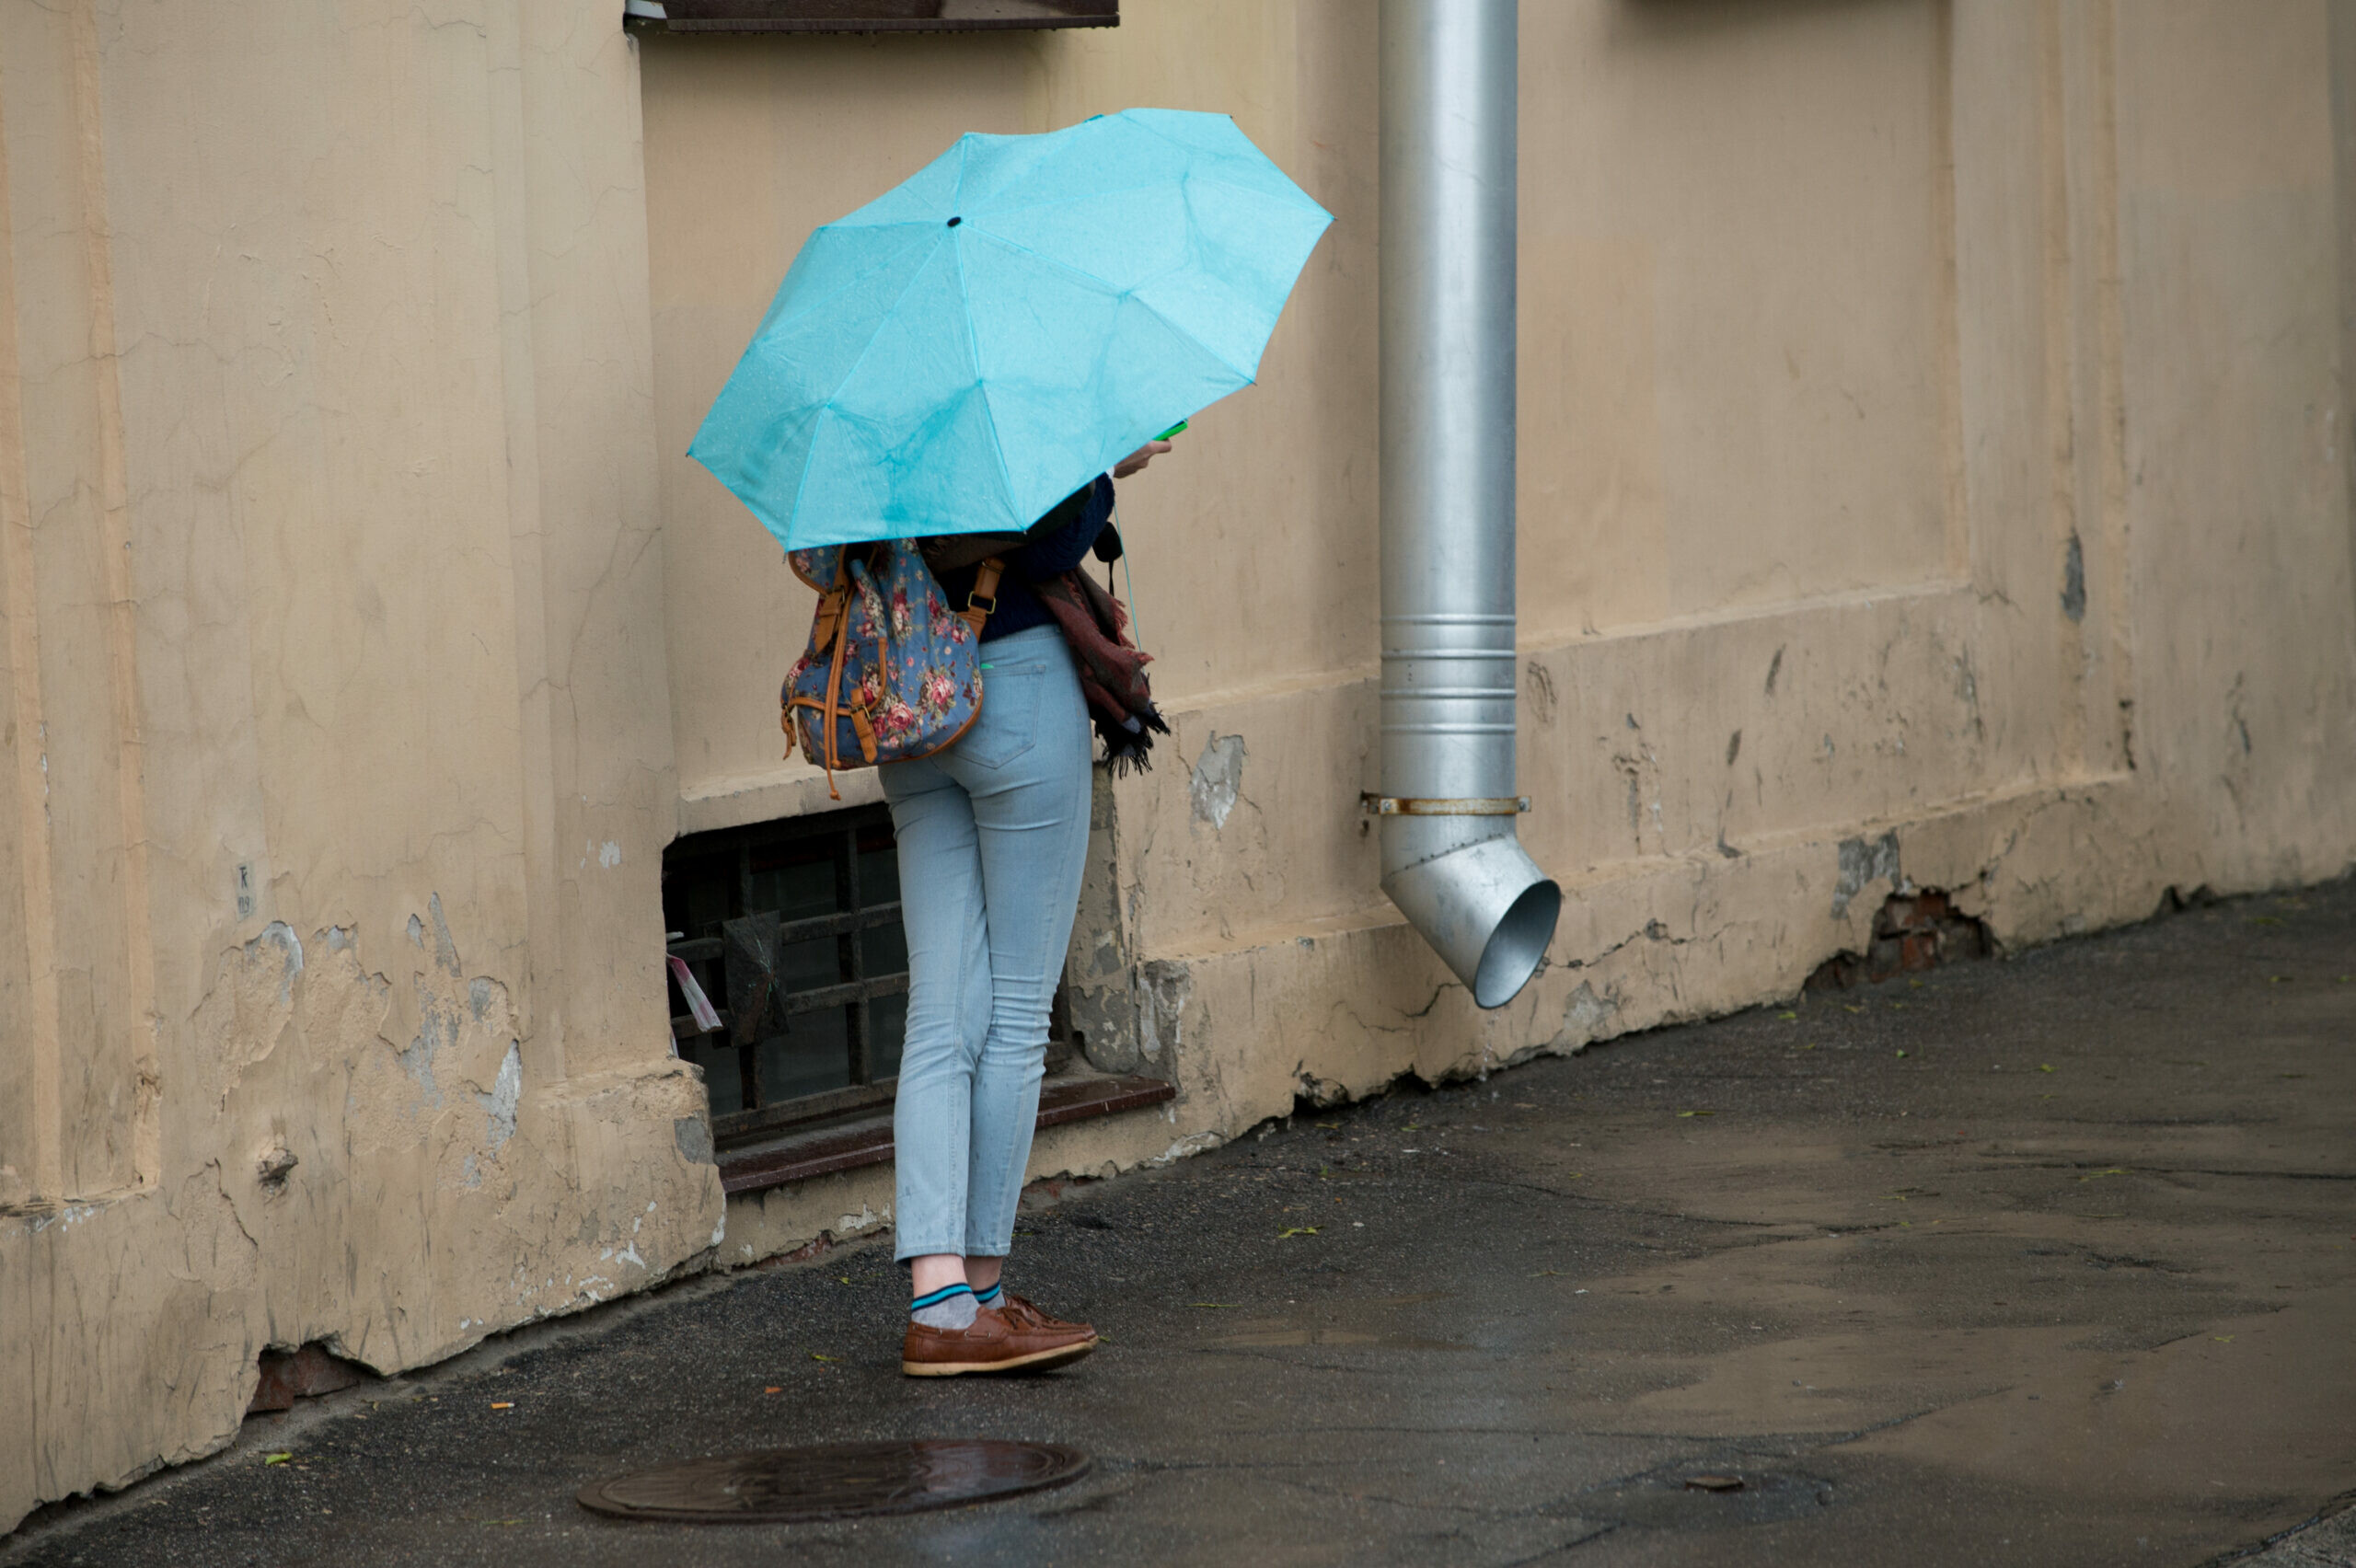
left=972, top=1280, right=1004, bottom=1311
left=910, top=1283, right=978, bottom=1331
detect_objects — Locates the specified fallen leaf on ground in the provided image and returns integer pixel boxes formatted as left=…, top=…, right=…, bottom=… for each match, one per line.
left=2212, top=1335, right=2235, bottom=1343
left=263, top=1453, right=293, bottom=1466
left=1777, top=1010, right=1798, bottom=1021
left=2038, top=1064, right=2056, bottom=1073
left=764, top=1386, right=780, bottom=1394
left=489, top=1401, right=514, bottom=1411
left=2076, top=1168, right=2129, bottom=1182
left=1189, top=1302, right=1235, bottom=1309
left=810, top=1352, right=838, bottom=1363
left=1276, top=1227, right=1320, bottom=1239
left=1677, top=1110, right=1716, bottom=1118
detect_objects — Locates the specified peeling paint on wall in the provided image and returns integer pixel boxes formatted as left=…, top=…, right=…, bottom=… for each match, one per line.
left=1832, top=832, right=1903, bottom=918
left=478, top=1043, right=522, bottom=1150
left=1189, top=733, right=1246, bottom=830
left=1553, top=981, right=1621, bottom=1050
left=1136, top=960, right=1193, bottom=1068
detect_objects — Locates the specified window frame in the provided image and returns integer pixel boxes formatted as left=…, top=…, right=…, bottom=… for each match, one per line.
left=665, top=803, right=910, bottom=1145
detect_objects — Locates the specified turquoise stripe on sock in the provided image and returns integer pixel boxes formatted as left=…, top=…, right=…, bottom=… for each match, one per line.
left=910, top=1283, right=974, bottom=1310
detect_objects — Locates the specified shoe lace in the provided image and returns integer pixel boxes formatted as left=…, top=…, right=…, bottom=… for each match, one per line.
left=997, top=1293, right=1057, bottom=1329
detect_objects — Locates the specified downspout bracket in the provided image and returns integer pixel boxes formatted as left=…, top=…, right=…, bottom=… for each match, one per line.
left=1361, top=793, right=1530, bottom=817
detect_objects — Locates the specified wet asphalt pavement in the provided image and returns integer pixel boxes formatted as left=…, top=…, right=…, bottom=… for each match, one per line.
left=6, top=881, right=2353, bottom=1567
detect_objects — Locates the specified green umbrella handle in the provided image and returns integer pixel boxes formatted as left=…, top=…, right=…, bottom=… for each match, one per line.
left=1154, top=420, right=1188, bottom=442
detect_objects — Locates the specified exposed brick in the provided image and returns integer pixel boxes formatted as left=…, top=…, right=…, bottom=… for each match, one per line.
left=1807, top=887, right=1992, bottom=991
left=247, top=1344, right=373, bottom=1415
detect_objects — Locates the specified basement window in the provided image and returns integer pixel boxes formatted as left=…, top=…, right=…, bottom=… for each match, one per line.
left=666, top=801, right=1174, bottom=1194
left=664, top=804, right=911, bottom=1143
left=626, top=0, right=1116, bottom=33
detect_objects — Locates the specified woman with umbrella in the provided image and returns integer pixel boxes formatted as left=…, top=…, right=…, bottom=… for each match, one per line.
left=691, top=110, right=1330, bottom=1375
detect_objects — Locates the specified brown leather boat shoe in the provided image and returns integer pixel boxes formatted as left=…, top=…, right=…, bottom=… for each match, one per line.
left=995, top=1292, right=1095, bottom=1339
left=902, top=1304, right=1099, bottom=1377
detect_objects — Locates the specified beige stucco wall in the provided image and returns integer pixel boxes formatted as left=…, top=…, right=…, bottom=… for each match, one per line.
left=6, top=0, right=2354, bottom=1534
left=0, top=0, right=722, bottom=1531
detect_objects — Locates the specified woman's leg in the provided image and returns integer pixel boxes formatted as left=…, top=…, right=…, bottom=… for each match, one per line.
left=937, top=628, right=1094, bottom=1265
left=882, top=754, right=994, bottom=1274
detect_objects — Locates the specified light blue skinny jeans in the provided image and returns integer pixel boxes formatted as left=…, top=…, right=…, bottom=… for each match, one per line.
left=881, top=625, right=1092, bottom=1262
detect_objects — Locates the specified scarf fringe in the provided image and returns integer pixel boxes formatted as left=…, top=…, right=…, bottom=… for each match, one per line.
left=1034, top=568, right=1165, bottom=773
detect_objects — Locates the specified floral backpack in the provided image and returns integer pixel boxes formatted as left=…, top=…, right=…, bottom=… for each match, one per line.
left=781, top=540, right=999, bottom=794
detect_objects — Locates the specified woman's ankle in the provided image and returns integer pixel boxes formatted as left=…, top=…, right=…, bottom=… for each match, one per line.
left=909, top=1253, right=968, bottom=1297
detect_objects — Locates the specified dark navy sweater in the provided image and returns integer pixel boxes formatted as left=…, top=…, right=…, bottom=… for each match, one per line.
left=937, top=474, right=1114, bottom=642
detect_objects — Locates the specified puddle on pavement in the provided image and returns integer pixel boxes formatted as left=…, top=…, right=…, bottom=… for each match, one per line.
left=576, top=1439, right=1091, bottom=1524
left=1572, top=1463, right=1835, bottom=1531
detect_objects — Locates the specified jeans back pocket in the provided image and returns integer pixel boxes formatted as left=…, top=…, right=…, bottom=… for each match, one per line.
left=959, top=661, right=1044, bottom=769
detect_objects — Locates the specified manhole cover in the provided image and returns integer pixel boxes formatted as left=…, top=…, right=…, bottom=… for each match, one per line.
left=578, top=1439, right=1090, bottom=1524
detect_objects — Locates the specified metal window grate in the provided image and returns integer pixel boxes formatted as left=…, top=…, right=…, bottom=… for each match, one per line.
left=664, top=804, right=910, bottom=1145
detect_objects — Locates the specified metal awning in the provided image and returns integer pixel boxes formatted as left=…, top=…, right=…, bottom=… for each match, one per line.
left=627, top=0, right=1115, bottom=32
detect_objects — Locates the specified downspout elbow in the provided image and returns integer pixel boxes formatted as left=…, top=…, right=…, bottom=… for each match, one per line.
left=1378, top=813, right=1560, bottom=1009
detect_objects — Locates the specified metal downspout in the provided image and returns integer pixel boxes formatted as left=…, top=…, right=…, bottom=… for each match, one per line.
left=1375, top=0, right=1561, bottom=1009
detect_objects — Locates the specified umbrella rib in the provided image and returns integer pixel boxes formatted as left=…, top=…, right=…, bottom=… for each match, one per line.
left=1117, top=111, right=1258, bottom=180
left=762, top=223, right=944, bottom=333
left=967, top=175, right=1172, bottom=222
left=952, top=233, right=1022, bottom=529
left=965, top=227, right=1256, bottom=382
left=783, top=230, right=956, bottom=538
left=979, top=170, right=1326, bottom=225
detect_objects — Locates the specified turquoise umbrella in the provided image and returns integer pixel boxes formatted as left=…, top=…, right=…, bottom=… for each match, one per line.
left=689, top=108, right=1334, bottom=551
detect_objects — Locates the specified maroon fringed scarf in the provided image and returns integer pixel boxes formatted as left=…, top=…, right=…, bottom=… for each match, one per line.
left=1031, top=567, right=1168, bottom=774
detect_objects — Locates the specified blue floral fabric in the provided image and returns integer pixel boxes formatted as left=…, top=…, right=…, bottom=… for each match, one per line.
left=782, top=540, right=984, bottom=770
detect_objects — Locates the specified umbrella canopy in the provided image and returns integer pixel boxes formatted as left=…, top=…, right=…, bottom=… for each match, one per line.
left=690, top=108, right=1334, bottom=551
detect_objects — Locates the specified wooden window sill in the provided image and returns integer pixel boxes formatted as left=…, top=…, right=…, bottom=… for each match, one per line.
left=715, top=1073, right=1173, bottom=1197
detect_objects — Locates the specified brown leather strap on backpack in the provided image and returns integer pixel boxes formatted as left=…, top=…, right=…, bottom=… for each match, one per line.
left=784, top=580, right=851, bottom=767
left=959, top=558, right=1004, bottom=631
left=816, top=567, right=858, bottom=798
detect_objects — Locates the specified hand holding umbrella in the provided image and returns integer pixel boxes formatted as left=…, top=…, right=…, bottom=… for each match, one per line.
left=1112, top=440, right=1172, bottom=480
